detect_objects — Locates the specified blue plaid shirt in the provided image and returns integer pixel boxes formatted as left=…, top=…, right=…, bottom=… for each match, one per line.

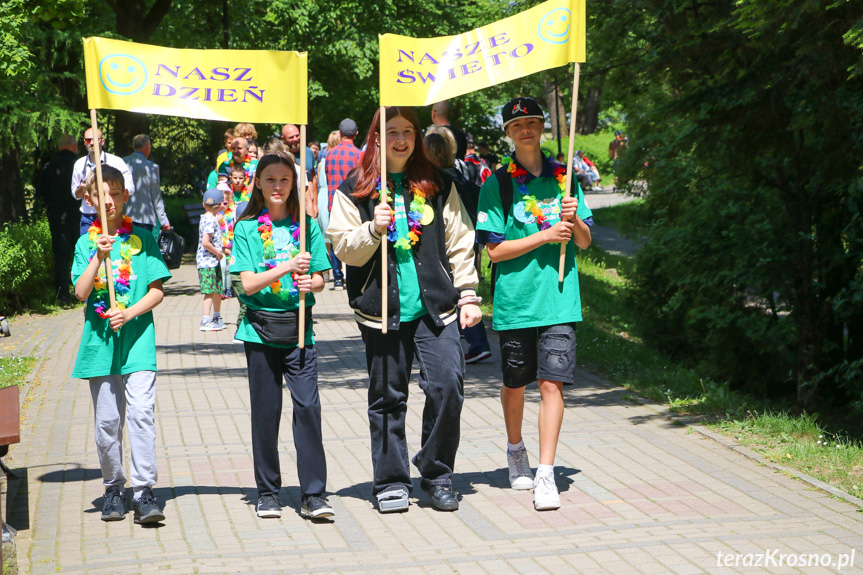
left=325, top=140, right=362, bottom=211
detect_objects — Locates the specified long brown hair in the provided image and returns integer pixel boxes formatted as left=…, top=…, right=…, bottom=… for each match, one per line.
left=237, top=152, right=300, bottom=222
left=352, top=106, right=440, bottom=200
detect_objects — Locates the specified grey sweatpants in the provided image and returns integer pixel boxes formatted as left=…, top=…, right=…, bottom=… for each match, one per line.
left=89, top=371, right=158, bottom=494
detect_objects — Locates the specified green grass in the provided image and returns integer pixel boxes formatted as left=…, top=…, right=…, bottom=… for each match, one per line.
left=540, top=131, right=616, bottom=177
left=711, top=414, right=863, bottom=496
left=479, top=200, right=863, bottom=498
left=588, top=198, right=649, bottom=239
left=0, top=355, right=35, bottom=389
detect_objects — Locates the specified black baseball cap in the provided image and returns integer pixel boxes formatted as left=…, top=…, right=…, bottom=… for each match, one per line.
left=502, top=97, right=544, bottom=129
left=339, top=118, right=358, bottom=137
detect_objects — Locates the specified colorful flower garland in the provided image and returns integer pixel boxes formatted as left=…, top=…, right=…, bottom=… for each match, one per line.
left=502, top=154, right=568, bottom=231
left=219, top=203, right=235, bottom=250
left=381, top=177, right=426, bottom=251
left=87, top=215, right=133, bottom=318
left=257, top=209, right=301, bottom=298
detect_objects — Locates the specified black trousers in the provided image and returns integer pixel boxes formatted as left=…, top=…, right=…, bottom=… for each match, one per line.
left=49, top=216, right=78, bottom=303
left=244, top=342, right=327, bottom=497
left=359, top=315, right=464, bottom=496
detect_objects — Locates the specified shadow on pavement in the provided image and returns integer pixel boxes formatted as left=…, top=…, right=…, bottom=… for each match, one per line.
left=37, top=466, right=102, bottom=483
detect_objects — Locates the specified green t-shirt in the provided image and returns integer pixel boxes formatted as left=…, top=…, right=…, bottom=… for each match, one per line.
left=389, top=173, right=428, bottom=322
left=476, top=165, right=593, bottom=331
left=71, top=224, right=172, bottom=378
left=231, top=214, right=331, bottom=348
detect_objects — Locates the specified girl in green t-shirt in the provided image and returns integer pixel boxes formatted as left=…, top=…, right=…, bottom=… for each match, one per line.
left=327, top=106, right=481, bottom=514
left=231, top=152, right=334, bottom=521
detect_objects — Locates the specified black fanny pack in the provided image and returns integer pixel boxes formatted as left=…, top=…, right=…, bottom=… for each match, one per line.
left=245, top=308, right=312, bottom=345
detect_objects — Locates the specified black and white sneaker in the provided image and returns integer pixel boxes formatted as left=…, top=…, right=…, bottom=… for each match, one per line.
left=256, top=494, right=282, bottom=518
left=101, top=485, right=126, bottom=521
left=301, top=494, right=335, bottom=519
left=133, top=487, right=165, bottom=524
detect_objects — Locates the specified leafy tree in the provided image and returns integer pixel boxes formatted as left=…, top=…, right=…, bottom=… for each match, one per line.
left=597, top=0, right=863, bottom=413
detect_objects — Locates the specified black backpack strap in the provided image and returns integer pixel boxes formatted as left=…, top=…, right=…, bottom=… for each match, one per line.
left=489, top=165, right=514, bottom=298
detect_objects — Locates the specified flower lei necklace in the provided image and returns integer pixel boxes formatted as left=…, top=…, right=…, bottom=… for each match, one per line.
left=502, top=154, right=567, bottom=231
left=381, top=177, right=427, bottom=251
left=220, top=203, right=235, bottom=250
left=87, top=215, right=133, bottom=318
left=257, top=208, right=301, bottom=298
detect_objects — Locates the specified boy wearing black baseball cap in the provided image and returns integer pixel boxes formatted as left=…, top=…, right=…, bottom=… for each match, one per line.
left=476, top=97, right=594, bottom=510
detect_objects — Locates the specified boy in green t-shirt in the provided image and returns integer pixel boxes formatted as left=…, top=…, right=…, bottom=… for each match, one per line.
left=72, top=165, right=172, bottom=525
left=476, top=97, right=594, bottom=511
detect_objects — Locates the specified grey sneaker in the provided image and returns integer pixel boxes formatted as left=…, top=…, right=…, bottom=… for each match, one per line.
left=133, top=487, right=165, bottom=524
left=256, top=494, right=282, bottom=518
left=101, top=486, right=125, bottom=521
left=301, top=494, right=335, bottom=519
left=376, top=487, right=409, bottom=513
left=200, top=320, right=219, bottom=332
left=507, top=447, right=534, bottom=490
left=212, top=317, right=226, bottom=331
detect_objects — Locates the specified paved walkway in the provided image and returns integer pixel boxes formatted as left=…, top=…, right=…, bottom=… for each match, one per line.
left=2, top=263, right=862, bottom=575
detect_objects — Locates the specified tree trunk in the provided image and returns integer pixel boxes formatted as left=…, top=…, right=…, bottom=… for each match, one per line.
left=580, top=87, right=602, bottom=135
left=543, top=78, right=567, bottom=146
left=109, top=0, right=173, bottom=157
left=0, top=148, right=26, bottom=225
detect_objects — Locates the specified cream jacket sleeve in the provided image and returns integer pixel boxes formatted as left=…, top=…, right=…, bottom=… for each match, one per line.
left=327, top=190, right=382, bottom=267
left=442, top=183, right=479, bottom=295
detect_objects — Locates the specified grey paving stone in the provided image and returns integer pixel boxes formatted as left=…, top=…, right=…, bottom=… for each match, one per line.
left=3, top=262, right=862, bottom=574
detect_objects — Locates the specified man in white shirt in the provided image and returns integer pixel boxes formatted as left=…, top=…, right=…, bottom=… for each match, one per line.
left=71, top=127, right=135, bottom=235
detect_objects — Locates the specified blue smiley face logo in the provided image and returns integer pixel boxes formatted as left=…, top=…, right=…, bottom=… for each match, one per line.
left=538, top=8, right=571, bottom=44
left=98, top=53, right=148, bottom=96
left=271, top=227, right=291, bottom=251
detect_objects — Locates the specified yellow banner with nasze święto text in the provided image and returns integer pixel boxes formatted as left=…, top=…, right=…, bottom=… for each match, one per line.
left=378, top=0, right=585, bottom=106
left=83, top=37, right=308, bottom=124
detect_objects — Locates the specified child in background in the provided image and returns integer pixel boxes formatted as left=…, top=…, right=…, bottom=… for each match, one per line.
left=218, top=184, right=236, bottom=298
left=71, top=165, right=172, bottom=524
left=230, top=164, right=248, bottom=204
left=230, top=200, right=249, bottom=344
left=197, top=188, right=226, bottom=331
left=231, top=152, right=333, bottom=519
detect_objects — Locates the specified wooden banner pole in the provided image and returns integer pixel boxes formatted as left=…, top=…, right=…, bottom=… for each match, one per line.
left=89, top=109, right=117, bottom=310
left=298, top=124, right=307, bottom=349
left=559, top=63, right=581, bottom=283
left=379, top=106, right=388, bottom=334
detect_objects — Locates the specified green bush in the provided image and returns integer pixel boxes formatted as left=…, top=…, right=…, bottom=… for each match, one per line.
left=0, top=218, right=54, bottom=312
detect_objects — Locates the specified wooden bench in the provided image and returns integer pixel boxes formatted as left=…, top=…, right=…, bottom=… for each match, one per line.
left=183, top=203, right=206, bottom=227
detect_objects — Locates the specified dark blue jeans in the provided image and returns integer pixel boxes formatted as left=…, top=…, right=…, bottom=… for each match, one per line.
left=244, top=342, right=327, bottom=497
left=328, top=245, right=344, bottom=282
left=359, top=315, right=464, bottom=496
left=458, top=313, right=491, bottom=355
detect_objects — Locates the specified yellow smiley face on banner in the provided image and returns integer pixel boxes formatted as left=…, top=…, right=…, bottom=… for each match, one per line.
left=421, top=205, right=435, bottom=226
left=129, top=234, right=143, bottom=255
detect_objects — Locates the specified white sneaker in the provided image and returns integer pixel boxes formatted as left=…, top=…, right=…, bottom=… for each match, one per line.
left=533, top=473, right=561, bottom=510
left=507, top=447, right=535, bottom=490
left=200, top=320, right=219, bottom=332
